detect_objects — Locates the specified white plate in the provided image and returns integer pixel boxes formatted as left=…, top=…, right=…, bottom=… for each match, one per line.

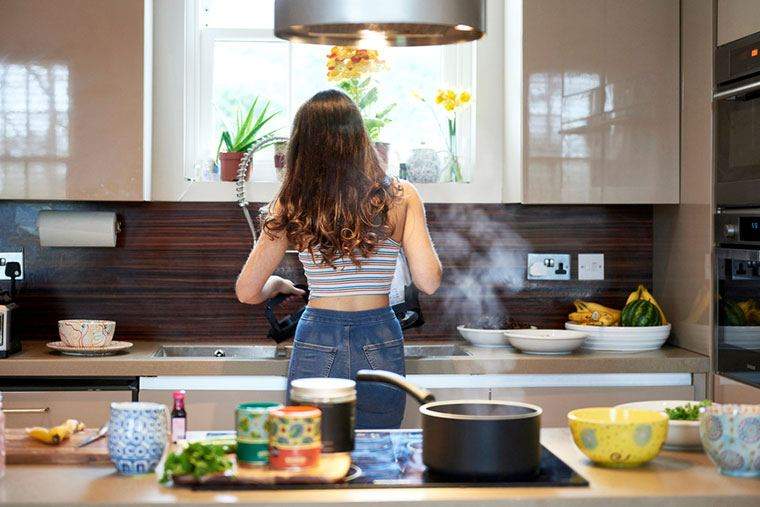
left=503, top=329, right=587, bottom=355
left=722, top=326, right=760, bottom=349
left=46, top=340, right=133, bottom=356
left=565, top=322, right=670, bottom=351
left=457, top=326, right=513, bottom=348
left=615, top=400, right=702, bottom=451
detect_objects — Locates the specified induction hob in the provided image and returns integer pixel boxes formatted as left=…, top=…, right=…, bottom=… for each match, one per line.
left=193, top=429, right=588, bottom=489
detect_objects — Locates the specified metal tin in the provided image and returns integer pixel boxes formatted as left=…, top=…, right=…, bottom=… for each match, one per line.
left=290, top=378, right=356, bottom=453
left=268, top=405, right=322, bottom=470
left=236, top=402, right=281, bottom=465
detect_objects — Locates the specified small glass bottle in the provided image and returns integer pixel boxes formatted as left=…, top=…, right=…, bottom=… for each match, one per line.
left=0, top=393, right=6, bottom=479
left=170, top=390, right=187, bottom=443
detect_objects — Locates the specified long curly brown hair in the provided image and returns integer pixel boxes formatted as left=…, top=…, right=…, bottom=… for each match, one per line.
left=263, top=90, right=400, bottom=267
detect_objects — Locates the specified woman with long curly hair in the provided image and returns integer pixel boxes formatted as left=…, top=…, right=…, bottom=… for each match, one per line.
left=236, top=89, right=441, bottom=429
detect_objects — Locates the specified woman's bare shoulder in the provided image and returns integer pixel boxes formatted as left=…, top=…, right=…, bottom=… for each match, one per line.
left=392, top=179, right=422, bottom=206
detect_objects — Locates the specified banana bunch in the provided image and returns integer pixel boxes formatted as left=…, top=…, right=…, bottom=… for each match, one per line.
left=569, top=300, right=621, bottom=326
left=625, top=285, right=668, bottom=324
left=738, top=300, right=760, bottom=325
left=26, top=419, right=85, bottom=445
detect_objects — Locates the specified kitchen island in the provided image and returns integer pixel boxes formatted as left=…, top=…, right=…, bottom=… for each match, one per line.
left=1, top=429, right=757, bottom=506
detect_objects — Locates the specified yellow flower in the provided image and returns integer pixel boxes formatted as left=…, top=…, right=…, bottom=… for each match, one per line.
left=444, top=100, right=456, bottom=111
left=445, top=90, right=456, bottom=101
left=459, top=91, right=471, bottom=104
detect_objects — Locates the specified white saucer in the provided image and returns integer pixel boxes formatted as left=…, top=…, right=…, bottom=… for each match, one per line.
left=46, top=341, right=133, bottom=356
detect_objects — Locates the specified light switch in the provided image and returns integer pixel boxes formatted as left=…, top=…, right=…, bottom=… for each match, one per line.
left=578, top=253, right=604, bottom=280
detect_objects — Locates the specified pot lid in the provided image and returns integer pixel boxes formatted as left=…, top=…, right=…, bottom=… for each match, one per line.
left=274, top=0, right=486, bottom=47
left=290, top=378, right=357, bottom=400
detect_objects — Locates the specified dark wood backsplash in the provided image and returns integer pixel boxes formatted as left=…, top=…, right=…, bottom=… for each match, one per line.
left=0, top=202, right=652, bottom=342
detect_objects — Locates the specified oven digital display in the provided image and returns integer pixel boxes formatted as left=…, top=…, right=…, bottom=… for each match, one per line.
left=740, top=217, right=760, bottom=241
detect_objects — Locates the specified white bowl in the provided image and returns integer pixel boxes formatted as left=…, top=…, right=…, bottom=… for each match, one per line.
left=564, top=322, right=671, bottom=352
left=615, top=400, right=702, bottom=451
left=58, top=319, right=116, bottom=348
left=503, top=329, right=587, bottom=355
left=457, top=326, right=513, bottom=348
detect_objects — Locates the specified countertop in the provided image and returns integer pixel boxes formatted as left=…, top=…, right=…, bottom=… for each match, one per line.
left=1, top=341, right=710, bottom=377
left=1, top=428, right=757, bottom=506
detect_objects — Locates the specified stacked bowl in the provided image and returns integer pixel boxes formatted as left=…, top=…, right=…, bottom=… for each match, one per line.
left=565, top=322, right=671, bottom=352
left=48, top=319, right=131, bottom=356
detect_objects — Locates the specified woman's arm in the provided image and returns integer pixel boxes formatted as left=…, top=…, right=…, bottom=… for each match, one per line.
left=400, top=181, right=442, bottom=295
left=235, top=228, right=305, bottom=305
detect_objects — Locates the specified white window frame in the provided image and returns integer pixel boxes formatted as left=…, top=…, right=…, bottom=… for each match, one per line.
left=162, top=0, right=504, bottom=203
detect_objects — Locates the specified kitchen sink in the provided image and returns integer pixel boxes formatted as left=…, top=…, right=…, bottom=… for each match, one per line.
left=152, top=344, right=469, bottom=360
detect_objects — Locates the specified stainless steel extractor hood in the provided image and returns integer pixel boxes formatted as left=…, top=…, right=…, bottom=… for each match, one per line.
left=274, top=0, right=486, bottom=47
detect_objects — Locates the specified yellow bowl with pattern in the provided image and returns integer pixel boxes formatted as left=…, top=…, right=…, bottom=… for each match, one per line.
left=568, top=407, right=668, bottom=467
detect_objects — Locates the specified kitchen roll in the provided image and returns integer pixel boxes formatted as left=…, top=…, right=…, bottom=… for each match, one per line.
left=37, top=211, right=119, bottom=247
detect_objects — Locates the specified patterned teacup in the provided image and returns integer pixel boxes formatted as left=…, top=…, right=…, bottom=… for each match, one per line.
left=236, top=402, right=281, bottom=465
left=700, top=403, right=760, bottom=478
left=58, top=319, right=115, bottom=348
left=108, top=402, right=168, bottom=475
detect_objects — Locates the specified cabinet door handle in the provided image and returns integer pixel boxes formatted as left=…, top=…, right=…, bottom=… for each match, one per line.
left=1, top=407, right=50, bottom=414
left=713, top=79, right=760, bottom=100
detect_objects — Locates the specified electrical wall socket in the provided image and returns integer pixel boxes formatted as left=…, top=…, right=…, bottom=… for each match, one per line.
left=0, top=251, right=24, bottom=280
left=527, top=253, right=571, bottom=280
left=578, top=253, right=604, bottom=280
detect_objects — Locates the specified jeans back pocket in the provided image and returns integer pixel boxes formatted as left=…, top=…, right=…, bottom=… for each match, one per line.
left=288, top=340, right=338, bottom=380
left=357, top=337, right=406, bottom=429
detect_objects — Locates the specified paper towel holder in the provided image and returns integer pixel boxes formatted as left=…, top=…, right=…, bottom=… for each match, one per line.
left=37, top=211, right=122, bottom=248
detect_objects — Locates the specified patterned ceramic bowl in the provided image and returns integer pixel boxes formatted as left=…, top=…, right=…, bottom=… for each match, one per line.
left=58, top=319, right=116, bottom=348
left=568, top=407, right=668, bottom=467
left=700, top=403, right=760, bottom=478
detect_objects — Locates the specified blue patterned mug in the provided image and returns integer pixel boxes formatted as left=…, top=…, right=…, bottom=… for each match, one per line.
left=108, top=402, right=168, bottom=475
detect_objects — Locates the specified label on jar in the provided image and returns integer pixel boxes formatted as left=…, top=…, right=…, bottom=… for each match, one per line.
left=293, top=399, right=355, bottom=453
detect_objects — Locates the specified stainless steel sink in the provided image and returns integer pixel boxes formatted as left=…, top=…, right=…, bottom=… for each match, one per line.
left=152, top=344, right=469, bottom=360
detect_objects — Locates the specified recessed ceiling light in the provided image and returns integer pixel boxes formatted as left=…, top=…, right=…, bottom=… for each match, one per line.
left=454, top=24, right=474, bottom=31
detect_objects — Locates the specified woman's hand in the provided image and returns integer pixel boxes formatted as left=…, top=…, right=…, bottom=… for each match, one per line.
left=273, top=276, right=306, bottom=298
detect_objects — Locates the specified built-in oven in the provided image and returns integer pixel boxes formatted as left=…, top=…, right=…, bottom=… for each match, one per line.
left=715, top=209, right=760, bottom=388
left=714, top=31, right=760, bottom=207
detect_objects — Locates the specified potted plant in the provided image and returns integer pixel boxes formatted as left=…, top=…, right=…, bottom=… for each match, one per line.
left=217, top=97, right=280, bottom=182
left=326, top=47, right=396, bottom=166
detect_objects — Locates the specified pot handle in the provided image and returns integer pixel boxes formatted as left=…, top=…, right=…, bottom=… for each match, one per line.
left=356, top=369, right=436, bottom=405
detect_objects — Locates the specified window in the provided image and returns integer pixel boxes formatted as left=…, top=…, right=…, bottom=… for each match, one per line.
left=185, top=0, right=476, bottom=184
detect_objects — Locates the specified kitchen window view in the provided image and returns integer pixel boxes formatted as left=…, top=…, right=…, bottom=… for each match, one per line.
left=187, top=0, right=475, bottom=184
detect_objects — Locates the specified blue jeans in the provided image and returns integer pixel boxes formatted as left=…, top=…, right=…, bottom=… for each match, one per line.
left=286, top=306, right=406, bottom=429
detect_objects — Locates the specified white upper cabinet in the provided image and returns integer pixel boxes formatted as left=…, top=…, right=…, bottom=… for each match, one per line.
left=717, top=0, right=760, bottom=46
left=508, top=0, right=680, bottom=204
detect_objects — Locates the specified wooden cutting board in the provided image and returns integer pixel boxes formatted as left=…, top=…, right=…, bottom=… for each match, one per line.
left=172, top=453, right=353, bottom=488
left=5, top=428, right=110, bottom=465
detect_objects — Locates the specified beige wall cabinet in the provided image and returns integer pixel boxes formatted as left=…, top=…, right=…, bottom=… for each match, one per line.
left=1, top=390, right=133, bottom=429
left=508, top=0, right=680, bottom=204
left=654, top=0, right=714, bottom=357
left=0, top=0, right=149, bottom=201
left=717, top=0, right=760, bottom=46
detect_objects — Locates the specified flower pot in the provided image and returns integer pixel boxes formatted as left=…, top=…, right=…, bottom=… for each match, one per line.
left=219, top=151, right=249, bottom=182
left=374, top=142, right=390, bottom=170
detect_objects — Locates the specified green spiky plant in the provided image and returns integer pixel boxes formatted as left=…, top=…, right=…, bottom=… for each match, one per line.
left=216, top=97, right=281, bottom=157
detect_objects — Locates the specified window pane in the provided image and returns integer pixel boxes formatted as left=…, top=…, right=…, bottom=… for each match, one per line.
left=210, top=40, right=289, bottom=182
left=201, top=0, right=275, bottom=29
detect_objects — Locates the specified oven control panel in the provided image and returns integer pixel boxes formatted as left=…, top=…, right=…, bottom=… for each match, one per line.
left=716, top=210, right=760, bottom=246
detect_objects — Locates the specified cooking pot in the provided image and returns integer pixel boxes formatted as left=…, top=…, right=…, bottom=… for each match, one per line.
left=356, top=370, right=542, bottom=479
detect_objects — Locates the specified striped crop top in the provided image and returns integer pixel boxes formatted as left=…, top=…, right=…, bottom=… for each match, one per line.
left=298, top=238, right=401, bottom=298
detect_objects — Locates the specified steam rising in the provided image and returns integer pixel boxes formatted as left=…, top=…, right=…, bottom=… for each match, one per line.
left=437, top=208, right=529, bottom=327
